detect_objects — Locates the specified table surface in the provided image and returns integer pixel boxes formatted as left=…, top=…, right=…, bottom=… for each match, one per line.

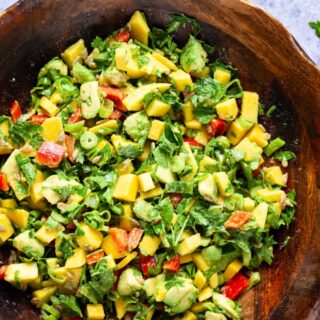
left=0, top=0, right=319, bottom=64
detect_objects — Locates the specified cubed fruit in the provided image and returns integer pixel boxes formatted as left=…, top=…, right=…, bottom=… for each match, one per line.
left=141, top=53, right=170, bottom=75
left=216, top=98, right=238, bottom=121
left=119, top=204, right=134, bottom=231
left=35, top=224, right=62, bottom=245
left=235, top=137, right=263, bottom=162
left=115, top=298, right=127, bottom=319
left=139, top=186, right=163, bottom=199
left=115, top=45, right=131, bottom=71
left=214, top=68, right=231, bottom=85
left=110, top=135, right=139, bottom=156
left=273, top=202, right=283, bottom=215
left=243, top=197, right=255, bottom=212
left=5, top=262, right=38, bottom=284
left=41, top=117, right=65, bottom=143
left=115, top=251, right=138, bottom=271
left=256, top=188, right=285, bottom=202
left=32, top=286, right=57, bottom=308
left=129, top=11, right=150, bottom=45
left=224, top=259, right=243, bottom=281
left=39, top=96, right=59, bottom=117
left=152, top=52, right=178, bottom=70
left=58, top=267, right=82, bottom=294
left=61, top=39, right=87, bottom=67
left=30, top=170, right=46, bottom=204
left=138, top=142, right=151, bottom=162
left=117, top=159, right=134, bottom=176
left=148, top=120, right=165, bottom=141
left=139, top=235, right=161, bottom=256
left=177, top=233, right=201, bottom=256
left=194, top=270, right=207, bottom=290
left=155, top=284, right=168, bottom=302
left=199, top=156, right=218, bottom=172
left=170, top=69, right=194, bottom=92
left=194, top=129, right=209, bottom=146
left=180, top=254, right=193, bottom=264
left=252, top=202, right=269, bottom=228
left=154, top=166, right=176, bottom=184
left=138, top=172, right=155, bottom=192
left=146, top=98, right=171, bottom=117
left=190, top=66, right=210, bottom=79
left=0, top=213, right=14, bottom=243
left=0, top=199, right=17, bottom=209
left=226, top=118, right=253, bottom=146
left=185, top=119, right=202, bottom=129
left=213, top=172, right=234, bottom=196
left=181, top=311, right=197, bottom=320
left=198, top=287, right=213, bottom=302
left=113, top=174, right=139, bottom=202
left=0, top=120, right=13, bottom=154
left=2, top=208, right=29, bottom=229
left=208, top=273, right=219, bottom=289
left=87, top=304, right=105, bottom=320
left=101, top=235, right=129, bottom=259
left=125, top=56, right=147, bottom=79
left=65, top=247, right=86, bottom=268
left=50, top=91, right=63, bottom=105
left=246, top=124, right=270, bottom=148
left=265, top=166, right=285, bottom=186
left=183, top=101, right=196, bottom=123
left=241, top=91, right=259, bottom=124
left=181, top=142, right=198, bottom=182
left=89, top=120, right=118, bottom=134
left=193, top=253, right=210, bottom=272
left=104, top=255, right=116, bottom=269
left=198, top=174, right=218, bottom=204
left=76, top=222, right=103, bottom=252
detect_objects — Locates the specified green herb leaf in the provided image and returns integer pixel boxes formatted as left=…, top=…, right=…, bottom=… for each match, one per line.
left=309, top=21, right=320, bottom=38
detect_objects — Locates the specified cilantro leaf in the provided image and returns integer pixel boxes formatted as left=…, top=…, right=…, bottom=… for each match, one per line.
left=309, top=21, right=320, bottom=38
left=15, top=153, right=37, bottom=188
left=167, top=14, right=201, bottom=36
left=51, top=294, right=83, bottom=317
left=91, top=36, right=107, bottom=51
left=274, top=150, right=296, bottom=162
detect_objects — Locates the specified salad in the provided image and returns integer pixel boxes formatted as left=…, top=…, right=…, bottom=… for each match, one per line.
left=0, top=11, right=296, bottom=320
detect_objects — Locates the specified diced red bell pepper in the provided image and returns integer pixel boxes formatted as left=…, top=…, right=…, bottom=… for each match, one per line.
left=0, top=173, right=9, bottom=192
left=108, top=109, right=123, bottom=120
left=208, top=118, right=227, bottom=137
left=139, top=255, right=157, bottom=277
left=183, top=137, right=203, bottom=147
left=109, top=29, right=130, bottom=44
left=0, top=265, right=8, bottom=280
left=36, top=141, right=66, bottom=168
left=224, top=211, right=253, bottom=229
left=127, top=228, right=144, bottom=252
left=10, top=100, right=22, bottom=123
left=170, top=193, right=184, bottom=208
left=68, top=108, right=83, bottom=124
left=221, top=272, right=250, bottom=300
left=86, top=249, right=105, bottom=265
left=163, top=255, right=180, bottom=272
left=66, top=220, right=77, bottom=230
left=109, top=228, right=129, bottom=253
left=65, top=134, right=76, bottom=162
left=99, top=86, right=126, bottom=112
left=29, top=115, right=49, bottom=125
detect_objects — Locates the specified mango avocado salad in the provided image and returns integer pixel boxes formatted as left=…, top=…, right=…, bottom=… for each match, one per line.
left=0, top=11, right=296, bottom=320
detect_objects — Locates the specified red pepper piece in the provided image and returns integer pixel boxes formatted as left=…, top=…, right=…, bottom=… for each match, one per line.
left=0, top=265, right=8, bottom=280
left=68, top=108, right=83, bottom=124
left=109, top=29, right=130, bottom=44
left=127, top=228, right=144, bottom=252
left=35, top=141, right=66, bottom=168
left=208, top=118, right=227, bottom=137
left=29, top=115, right=49, bottom=125
left=99, top=86, right=126, bottom=112
left=170, top=193, right=184, bottom=208
left=86, top=250, right=105, bottom=265
left=224, top=211, right=253, bottom=229
left=65, top=134, right=76, bottom=162
left=139, top=255, right=157, bottom=277
left=183, top=137, right=203, bottom=147
left=109, top=228, right=129, bottom=253
left=10, top=100, right=22, bottom=123
left=0, top=173, right=9, bottom=192
left=221, top=272, right=250, bottom=300
left=163, top=255, right=180, bottom=272
left=108, top=109, right=123, bottom=120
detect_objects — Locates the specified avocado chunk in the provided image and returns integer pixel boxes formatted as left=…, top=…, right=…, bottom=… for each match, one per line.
left=123, top=112, right=151, bottom=144
left=80, top=81, right=101, bottom=119
left=13, top=230, right=45, bottom=258
left=212, top=292, right=241, bottom=319
left=198, top=174, right=218, bottom=203
left=154, top=165, right=176, bottom=184
left=72, top=62, right=95, bottom=83
left=38, top=57, right=68, bottom=77
left=163, top=278, right=199, bottom=314
left=117, top=268, right=144, bottom=296
left=99, top=66, right=128, bottom=87
left=205, top=311, right=227, bottom=320
left=133, top=199, right=160, bottom=223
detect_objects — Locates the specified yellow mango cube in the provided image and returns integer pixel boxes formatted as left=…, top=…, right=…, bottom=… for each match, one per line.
left=181, top=311, right=197, bottom=320
left=183, top=101, right=196, bottom=123
left=146, top=98, right=171, bottom=117
left=41, top=117, right=65, bottom=143
left=0, top=199, right=17, bottom=209
left=194, top=129, right=209, bottom=146
left=177, top=233, right=201, bottom=256
left=152, top=52, right=178, bottom=70
left=213, top=172, right=233, bottom=196
left=113, top=174, right=139, bottom=202
left=76, top=222, right=103, bottom=252
left=209, top=273, right=219, bottom=289
left=139, top=185, right=163, bottom=199
left=129, top=11, right=150, bottom=45
left=194, top=270, right=207, bottom=290
left=125, top=56, right=147, bottom=79
left=235, top=138, right=262, bottom=162
left=61, top=39, right=87, bottom=67
left=32, top=286, right=57, bottom=308
left=148, top=120, right=165, bottom=141
left=87, top=304, right=105, bottom=320
left=198, top=287, right=213, bottom=302
left=138, top=142, right=151, bottom=162
left=65, top=247, right=86, bottom=268
left=224, top=259, right=243, bottom=281
left=39, top=96, right=59, bottom=117
left=35, top=224, right=62, bottom=245
left=243, top=197, right=255, bottom=212
left=192, top=253, right=210, bottom=272
left=155, top=284, right=168, bottom=302
left=50, top=91, right=63, bottom=105
left=117, top=159, right=134, bottom=176
left=2, top=208, right=29, bottom=229
left=241, top=91, right=259, bottom=123
left=115, top=298, right=126, bottom=319
left=246, top=124, right=270, bottom=148
left=115, top=251, right=137, bottom=271
left=216, top=98, right=239, bottom=121
left=180, top=254, right=193, bottom=264
left=0, top=213, right=14, bottom=243
left=30, top=170, right=46, bottom=204
left=119, top=204, right=134, bottom=231
left=139, top=235, right=161, bottom=256
left=190, top=66, right=210, bottom=79
left=115, top=45, right=130, bottom=71
left=226, top=118, right=253, bottom=146
left=0, top=120, right=13, bottom=155
left=89, top=120, right=118, bottom=134
left=252, top=202, right=269, bottom=228
left=138, top=172, right=155, bottom=192
left=256, top=188, right=285, bottom=202
left=5, top=262, right=38, bottom=284
left=185, top=119, right=202, bottom=129
left=101, top=235, right=129, bottom=259
left=265, top=166, right=285, bottom=186
left=214, top=68, right=231, bottom=85
left=170, top=69, right=194, bottom=92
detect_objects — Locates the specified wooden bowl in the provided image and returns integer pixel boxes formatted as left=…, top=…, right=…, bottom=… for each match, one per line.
left=0, top=0, right=319, bottom=319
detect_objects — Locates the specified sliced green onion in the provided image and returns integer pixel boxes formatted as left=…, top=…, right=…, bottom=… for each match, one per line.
left=80, top=131, right=98, bottom=150
left=64, top=120, right=85, bottom=133
left=48, top=269, right=66, bottom=284
left=264, top=137, right=285, bottom=156
left=99, top=99, right=114, bottom=118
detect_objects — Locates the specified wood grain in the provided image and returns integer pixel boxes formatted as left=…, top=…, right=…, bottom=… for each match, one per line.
left=0, top=0, right=319, bottom=319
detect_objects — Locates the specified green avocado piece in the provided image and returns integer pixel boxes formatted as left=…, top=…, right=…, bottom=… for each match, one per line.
left=72, top=62, right=95, bottom=83
left=80, top=81, right=101, bottom=119
left=13, top=230, right=45, bottom=258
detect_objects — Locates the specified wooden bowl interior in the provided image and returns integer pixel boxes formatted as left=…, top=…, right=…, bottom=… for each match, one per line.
left=0, top=1, right=319, bottom=319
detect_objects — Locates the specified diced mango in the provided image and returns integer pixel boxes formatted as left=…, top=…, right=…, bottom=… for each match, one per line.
left=115, top=45, right=131, bottom=71
left=117, top=159, right=134, bottom=176
left=199, top=156, right=218, bottom=172
left=32, top=286, right=57, bottom=308
left=138, top=172, right=155, bottom=192
left=213, top=172, right=233, bottom=196
left=243, top=197, right=255, bottom=212
left=76, top=222, right=103, bottom=252
left=58, top=267, right=82, bottom=294
left=41, top=117, right=64, bottom=143
left=209, top=273, right=219, bottom=289
left=101, top=235, right=129, bottom=259
left=129, top=11, right=150, bottom=45
left=192, top=253, right=210, bottom=272
left=155, top=284, right=168, bottom=302
left=241, top=91, right=259, bottom=124
left=265, top=166, right=285, bottom=186
left=138, top=141, right=151, bottom=162
left=104, top=255, right=116, bottom=269
left=50, top=91, right=63, bottom=105
left=214, top=68, right=231, bottom=85
left=141, top=53, right=171, bottom=75
left=89, top=119, right=118, bottom=134
left=198, top=287, right=213, bottom=302
left=152, top=52, right=178, bottom=70
left=146, top=98, right=171, bottom=117
left=194, top=270, right=207, bottom=290
left=61, top=39, right=87, bottom=67
left=226, top=118, right=253, bottom=146
left=224, top=259, right=243, bottom=281
left=170, top=69, right=194, bottom=92
left=39, top=96, right=59, bottom=117
left=190, top=66, right=210, bottom=79
left=87, top=304, right=105, bottom=320
left=235, top=138, right=262, bottom=162
left=148, top=120, right=165, bottom=141
left=139, top=235, right=161, bottom=256
left=181, top=311, right=197, bottom=320
left=30, top=170, right=46, bottom=204
left=185, top=119, right=202, bottom=129
left=113, top=174, right=139, bottom=202
left=119, top=204, right=134, bottom=231
left=124, top=55, right=147, bottom=79
left=115, top=298, right=126, bottom=319
left=35, top=224, right=62, bottom=245
left=5, top=262, right=38, bottom=284
left=146, top=308, right=155, bottom=320
left=183, top=101, right=196, bottom=123
left=0, top=120, right=13, bottom=155
left=180, top=254, right=193, bottom=264
left=139, top=185, right=163, bottom=199
left=0, top=213, right=14, bottom=243
left=216, top=98, right=239, bottom=121
left=110, top=135, right=138, bottom=155
left=246, top=124, right=270, bottom=148
left=115, top=251, right=138, bottom=271
left=65, top=247, right=86, bottom=268
left=194, top=129, right=209, bottom=146
left=177, top=233, right=201, bottom=256
left=252, top=202, right=269, bottom=228
left=0, top=199, right=17, bottom=209
left=1, top=208, right=29, bottom=229
left=256, top=188, right=285, bottom=202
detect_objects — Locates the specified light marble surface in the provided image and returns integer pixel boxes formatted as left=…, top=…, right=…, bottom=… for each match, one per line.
left=0, top=0, right=319, bottom=64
